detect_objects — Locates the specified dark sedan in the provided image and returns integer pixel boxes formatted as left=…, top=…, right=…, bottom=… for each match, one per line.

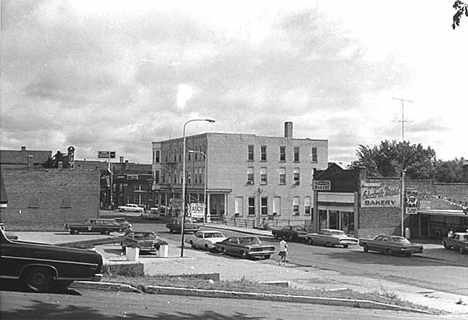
left=215, top=236, right=276, bottom=259
left=0, top=228, right=103, bottom=292
left=359, top=234, right=423, bottom=256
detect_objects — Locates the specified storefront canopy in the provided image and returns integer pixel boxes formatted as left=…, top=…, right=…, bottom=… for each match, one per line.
left=419, top=209, right=467, bottom=218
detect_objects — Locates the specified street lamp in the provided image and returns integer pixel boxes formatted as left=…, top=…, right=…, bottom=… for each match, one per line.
left=181, top=118, right=215, bottom=257
left=188, top=150, right=207, bottom=225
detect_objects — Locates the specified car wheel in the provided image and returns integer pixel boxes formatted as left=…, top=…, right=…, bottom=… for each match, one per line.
left=240, top=251, right=248, bottom=259
left=71, top=229, right=79, bottom=235
left=264, top=255, right=271, bottom=259
left=274, top=234, right=279, bottom=239
left=385, top=249, right=392, bottom=255
left=442, top=241, right=450, bottom=249
left=363, top=244, right=369, bottom=252
left=25, top=267, right=53, bottom=292
left=459, top=246, right=465, bottom=254
left=190, top=241, right=196, bottom=249
left=204, top=244, right=209, bottom=251
left=307, top=238, right=314, bottom=245
left=104, top=230, right=110, bottom=235
left=343, top=244, right=349, bottom=248
left=220, top=247, right=226, bottom=254
left=287, top=235, right=293, bottom=241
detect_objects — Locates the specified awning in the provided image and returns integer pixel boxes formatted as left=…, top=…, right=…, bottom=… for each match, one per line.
left=419, top=209, right=467, bottom=218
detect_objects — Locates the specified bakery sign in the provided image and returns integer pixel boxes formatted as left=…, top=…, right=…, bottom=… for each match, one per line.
left=361, top=181, right=400, bottom=208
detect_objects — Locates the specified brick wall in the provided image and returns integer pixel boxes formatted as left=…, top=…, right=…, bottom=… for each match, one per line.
left=1, top=169, right=100, bottom=231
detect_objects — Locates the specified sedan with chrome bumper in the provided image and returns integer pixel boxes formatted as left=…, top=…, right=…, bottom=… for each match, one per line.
left=304, top=229, right=358, bottom=248
left=215, top=236, right=276, bottom=259
left=359, top=234, right=423, bottom=256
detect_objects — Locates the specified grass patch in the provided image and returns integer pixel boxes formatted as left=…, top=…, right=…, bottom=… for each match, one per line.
left=102, top=274, right=445, bottom=314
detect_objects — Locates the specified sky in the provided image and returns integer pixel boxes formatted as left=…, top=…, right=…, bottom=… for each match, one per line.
left=1, top=0, right=467, bottom=165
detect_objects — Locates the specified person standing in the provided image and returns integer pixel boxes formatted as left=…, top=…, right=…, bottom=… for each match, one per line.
left=278, top=238, right=288, bottom=265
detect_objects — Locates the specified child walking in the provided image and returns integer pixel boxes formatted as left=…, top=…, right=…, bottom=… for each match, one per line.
left=278, top=238, right=288, bottom=265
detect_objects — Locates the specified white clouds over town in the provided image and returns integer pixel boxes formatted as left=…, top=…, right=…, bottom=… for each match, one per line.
left=1, top=0, right=467, bottom=164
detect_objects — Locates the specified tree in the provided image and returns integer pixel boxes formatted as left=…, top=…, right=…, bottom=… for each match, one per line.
left=434, top=158, right=465, bottom=182
left=350, top=140, right=436, bottom=179
left=452, top=0, right=468, bottom=29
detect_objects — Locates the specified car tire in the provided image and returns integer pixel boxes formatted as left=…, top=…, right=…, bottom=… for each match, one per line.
left=71, top=229, right=79, bottom=235
left=307, top=238, right=314, bottom=245
left=274, top=234, right=279, bottom=239
left=204, top=244, right=209, bottom=251
left=220, top=247, right=226, bottom=254
left=363, top=244, right=369, bottom=252
left=264, top=255, right=271, bottom=259
left=385, top=249, right=392, bottom=255
left=104, top=230, right=110, bottom=235
left=343, top=244, right=349, bottom=248
left=240, top=251, right=247, bottom=259
left=25, top=266, right=53, bottom=292
left=459, top=246, right=465, bottom=254
left=190, top=241, right=196, bottom=249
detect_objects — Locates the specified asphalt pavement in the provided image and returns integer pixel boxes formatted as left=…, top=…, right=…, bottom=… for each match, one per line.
left=11, top=224, right=468, bottom=318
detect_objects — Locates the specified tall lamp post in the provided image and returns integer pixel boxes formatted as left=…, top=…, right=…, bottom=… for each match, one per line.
left=188, top=150, right=208, bottom=225
left=181, top=118, right=215, bottom=257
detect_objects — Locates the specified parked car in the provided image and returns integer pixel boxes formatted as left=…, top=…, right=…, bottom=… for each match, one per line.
left=65, top=219, right=122, bottom=235
left=114, top=217, right=132, bottom=230
left=121, top=231, right=162, bottom=253
left=142, top=206, right=166, bottom=220
left=185, top=230, right=227, bottom=251
left=215, top=236, right=276, bottom=259
left=304, top=229, right=358, bottom=248
left=0, top=227, right=103, bottom=292
left=117, top=204, right=144, bottom=213
left=166, top=217, right=199, bottom=233
left=359, top=234, right=423, bottom=256
left=271, top=226, right=308, bottom=241
left=442, top=232, right=468, bottom=253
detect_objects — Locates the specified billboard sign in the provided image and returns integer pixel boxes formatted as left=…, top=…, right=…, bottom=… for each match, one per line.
left=188, top=203, right=205, bottom=219
left=361, top=181, right=400, bottom=207
left=405, top=189, right=419, bottom=215
left=98, top=151, right=116, bottom=159
left=313, top=180, right=331, bottom=191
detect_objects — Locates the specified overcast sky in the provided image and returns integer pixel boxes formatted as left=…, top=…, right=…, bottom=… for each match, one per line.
left=1, top=0, right=467, bottom=165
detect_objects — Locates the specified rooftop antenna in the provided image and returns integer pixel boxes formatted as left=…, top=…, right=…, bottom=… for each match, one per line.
left=392, top=97, right=413, bottom=141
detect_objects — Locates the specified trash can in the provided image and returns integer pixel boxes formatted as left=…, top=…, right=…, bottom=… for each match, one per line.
left=158, top=244, right=169, bottom=258
left=126, top=247, right=140, bottom=261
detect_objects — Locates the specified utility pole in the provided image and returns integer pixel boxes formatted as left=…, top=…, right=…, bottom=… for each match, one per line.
left=392, top=97, right=413, bottom=141
left=393, top=97, right=412, bottom=237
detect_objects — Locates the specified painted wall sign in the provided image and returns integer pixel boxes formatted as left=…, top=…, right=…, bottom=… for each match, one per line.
left=405, top=189, right=419, bottom=214
left=313, top=180, right=331, bottom=190
left=361, top=180, right=400, bottom=207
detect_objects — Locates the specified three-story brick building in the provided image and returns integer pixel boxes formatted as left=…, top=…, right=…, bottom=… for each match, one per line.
left=152, top=122, right=328, bottom=227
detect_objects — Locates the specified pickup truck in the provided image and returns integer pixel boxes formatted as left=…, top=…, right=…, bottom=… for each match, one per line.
left=271, top=226, right=308, bottom=241
left=166, top=217, right=199, bottom=233
left=65, top=219, right=122, bottom=235
left=442, top=232, right=468, bottom=254
left=0, top=227, right=103, bottom=292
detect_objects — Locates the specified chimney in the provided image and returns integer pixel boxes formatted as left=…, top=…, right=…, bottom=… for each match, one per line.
left=284, top=122, right=293, bottom=139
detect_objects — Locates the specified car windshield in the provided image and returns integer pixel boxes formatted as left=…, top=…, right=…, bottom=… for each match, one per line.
left=239, top=237, right=261, bottom=245
left=391, top=237, right=410, bottom=244
left=205, top=232, right=223, bottom=238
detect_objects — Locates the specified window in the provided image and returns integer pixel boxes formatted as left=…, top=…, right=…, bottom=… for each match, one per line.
left=248, top=145, right=254, bottom=161
left=260, top=145, right=267, bottom=161
left=28, top=198, right=39, bottom=208
left=247, top=167, right=254, bottom=184
left=174, top=149, right=177, bottom=162
left=154, top=170, right=160, bottom=184
left=194, top=168, right=199, bottom=184
left=260, top=167, right=267, bottom=184
left=261, top=197, right=268, bottom=215
left=311, top=147, right=318, bottom=163
left=153, top=150, right=160, bottom=163
left=235, top=197, right=244, bottom=216
left=294, top=146, right=300, bottom=162
left=199, top=167, right=204, bottom=184
left=61, top=197, right=71, bottom=208
left=293, top=168, right=300, bottom=185
left=273, top=197, right=281, bottom=215
left=304, top=196, right=311, bottom=215
left=280, top=146, right=286, bottom=161
left=187, top=168, right=191, bottom=184
left=248, top=197, right=256, bottom=215
left=293, top=197, right=299, bottom=215
left=279, top=168, right=286, bottom=185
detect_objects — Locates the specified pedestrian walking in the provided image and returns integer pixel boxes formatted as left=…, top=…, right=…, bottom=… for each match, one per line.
left=278, top=238, right=288, bottom=265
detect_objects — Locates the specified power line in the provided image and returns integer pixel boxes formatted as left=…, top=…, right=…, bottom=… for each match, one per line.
left=392, top=97, right=413, bottom=141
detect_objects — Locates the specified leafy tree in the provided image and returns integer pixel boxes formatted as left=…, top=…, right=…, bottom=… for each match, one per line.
left=350, top=140, right=436, bottom=179
left=434, top=158, right=465, bottom=182
left=452, top=0, right=468, bottom=29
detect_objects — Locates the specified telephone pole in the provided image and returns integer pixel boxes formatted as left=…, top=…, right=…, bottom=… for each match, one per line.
left=392, top=97, right=413, bottom=141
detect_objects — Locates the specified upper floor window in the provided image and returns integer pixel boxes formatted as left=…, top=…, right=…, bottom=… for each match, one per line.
left=279, top=168, right=286, bottom=185
left=153, top=150, right=160, bottom=163
left=294, top=146, right=300, bottom=162
left=311, top=147, right=318, bottom=163
left=304, top=196, right=311, bottom=215
left=279, top=146, right=286, bottom=161
left=154, top=170, right=160, bottom=184
left=260, top=167, right=267, bottom=184
left=248, top=145, right=254, bottom=161
left=247, top=167, right=254, bottom=184
left=293, top=168, right=300, bottom=185
left=260, top=145, right=267, bottom=161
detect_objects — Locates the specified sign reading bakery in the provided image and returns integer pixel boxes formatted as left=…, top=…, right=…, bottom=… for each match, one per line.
left=361, top=181, right=401, bottom=208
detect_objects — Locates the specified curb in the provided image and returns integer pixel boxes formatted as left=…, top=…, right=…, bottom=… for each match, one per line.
left=72, top=281, right=433, bottom=314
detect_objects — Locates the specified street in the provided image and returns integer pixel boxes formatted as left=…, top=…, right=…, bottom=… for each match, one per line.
left=0, top=288, right=447, bottom=320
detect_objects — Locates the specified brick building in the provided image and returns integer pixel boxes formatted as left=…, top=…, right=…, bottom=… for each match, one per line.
left=152, top=122, right=328, bottom=226
left=313, top=164, right=468, bottom=239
